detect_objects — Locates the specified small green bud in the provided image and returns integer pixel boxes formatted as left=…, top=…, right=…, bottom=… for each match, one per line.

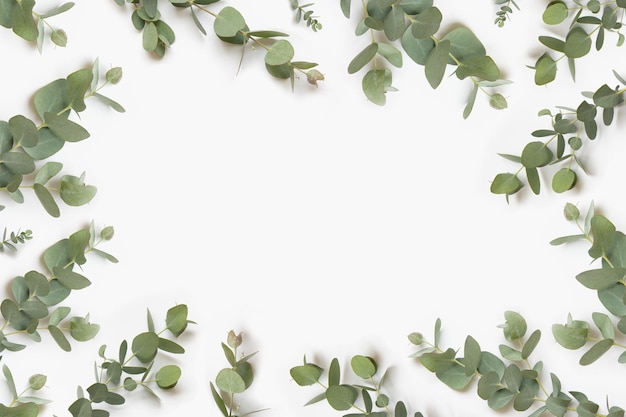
left=563, top=202, right=580, bottom=221
left=227, top=330, right=242, bottom=349
left=51, top=29, right=67, bottom=47
left=101, top=226, right=115, bottom=241
left=306, top=69, right=324, bottom=87
left=407, top=332, right=423, bottom=345
left=29, top=374, right=47, bottom=390
left=106, top=67, right=123, bottom=84
left=489, top=93, right=508, bottom=110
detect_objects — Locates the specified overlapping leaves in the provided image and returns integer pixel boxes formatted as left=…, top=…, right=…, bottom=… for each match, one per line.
left=532, top=0, right=626, bottom=85
left=491, top=72, right=625, bottom=200
left=0, top=61, right=124, bottom=217
left=341, top=0, right=508, bottom=115
left=0, top=223, right=116, bottom=355
left=291, top=353, right=422, bottom=417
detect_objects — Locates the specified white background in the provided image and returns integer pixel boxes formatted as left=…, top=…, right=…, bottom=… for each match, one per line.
left=3, top=1, right=626, bottom=417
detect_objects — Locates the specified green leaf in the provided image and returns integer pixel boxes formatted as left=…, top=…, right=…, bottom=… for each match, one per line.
left=436, top=362, right=473, bottom=389
left=455, top=55, right=500, bottom=81
left=477, top=371, right=501, bottom=400
left=598, top=283, right=626, bottom=316
left=0, top=403, right=39, bottom=417
left=23, top=128, right=64, bottom=160
left=328, top=357, right=340, bottom=386
left=351, top=355, right=377, bottom=379
left=552, top=168, right=577, bottom=193
left=290, top=363, right=323, bottom=386
left=383, top=5, right=406, bottom=41
left=131, top=332, right=160, bottom=363
left=2, top=151, right=35, bottom=175
left=362, top=69, right=392, bottom=106
left=543, top=1, right=568, bottom=24
left=420, top=347, right=455, bottom=372
left=376, top=43, right=402, bottom=68
left=592, top=312, right=615, bottom=339
left=579, top=338, right=613, bottom=365
left=593, top=84, right=623, bottom=108
left=214, top=6, right=246, bottom=38
left=502, top=311, right=527, bottom=341
left=158, top=337, right=185, bottom=354
left=33, top=183, right=60, bottom=217
left=9, top=115, right=38, bottom=148
left=34, top=161, right=63, bottom=185
left=216, top=368, right=246, bottom=393
left=441, top=27, right=485, bottom=63
left=535, top=53, right=557, bottom=85
left=59, top=174, right=97, bottom=206
left=564, top=27, right=592, bottom=59
left=424, top=40, right=450, bottom=89
left=265, top=40, right=294, bottom=66
left=156, top=365, right=181, bottom=389
left=539, top=36, right=565, bottom=52
left=53, top=267, right=91, bottom=290
left=49, top=306, right=71, bottom=326
left=401, top=30, right=434, bottom=65
left=65, top=69, right=93, bottom=113
left=12, top=0, right=38, bottom=41
left=588, top=215, right=616, bottom=259
left=410, top=7, right=441, bottom=39
left=326, top=384, right=357, bottom=411
left=521, top=329, right=541, bottom=359
left=70, top=315, right=100, bottom=341
left=521, top=141, right=553, bottom=168
left=143, top=21, right=158, bottom=51
left=348, top=43, right=379, bottom=74
left=44, top=112, right=90, bottom=142
left=490, top=173, right=522, bottom=195
left=576, top=268, right=626, bottom=290
left=165, top=304, right=188, bottom=336
left=49, top=324, right=71, bottom=351
left=463, top=335, right=481, bottom=376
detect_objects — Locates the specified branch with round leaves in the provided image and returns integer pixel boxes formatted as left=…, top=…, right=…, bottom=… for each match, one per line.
left=210, top=330, right=266, bottom=417
left=410, top=312, right=626, bottom=417
left=0, top=363, right=49, bottom=416
left=494, top=0, right=520, bottom=27
left=112, top=0, right=324, bottom=88
left=490, top=72, right=625, bottom=201
left=0, top=222, right=117, bottom=354
left=532, top=0, right=625, bottom=86
left=66, top=304, right=192, bottom=417
left=550, top=202, right=626, bottom=366
left=290, top=0, right=322, bottom=32
left=290, top=354, right=422, bottom=417
left=0, top=228, right=32, bottom=252
left=0, top=0, right=74, bottom=51
left=0, top=60, right=124, bottom=217
left=340, top=0, right=509, bottom=116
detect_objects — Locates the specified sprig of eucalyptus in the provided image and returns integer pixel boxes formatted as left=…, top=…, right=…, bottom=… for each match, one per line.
left=494, top=0, right=520, bottom=27
left=549, top=202, right=626, bottom=365
left=0, top=60, right=124, bottom=217
left=410, top=312, right=626, bottom=417
left=210, top=330, right=265, bottom=417
left=490, top=71, right=625, bottom=200
left=290, top=0, right=322, bottom=31
left=113, top=0, right=324, bottom=88
left=0, top=364, right=49, bottom=416
left=67, top=304, right=192, bottom=417
left=533, top=0, right=625, bottom=85
left=0, top=222, right=117, bottom=354
left=0, top=0, right=74, bottom=51
left=290, top=354, right=422, bottom=417
left=340, top=0, right=509, bottom=115
left=0, top=228, right=32, bottom=252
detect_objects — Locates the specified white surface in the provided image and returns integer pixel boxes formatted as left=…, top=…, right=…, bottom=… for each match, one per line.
left=3, top=1, right=626, bottom=417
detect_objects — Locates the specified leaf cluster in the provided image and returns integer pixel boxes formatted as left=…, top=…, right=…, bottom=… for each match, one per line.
left=0, top=61, right=124, bottom=217
left=533, top=0, right=626, bottom=85
left=0, top=364, right=49, bottom=417
left=0, top=228, right=32, bottom=252
left=290, top=0, right=322, bottom=32
left=0, top=0, right=74, bottom=51
left=494, top=0, right=520, bottom=28
left=290, top=354, right=421, bottom=417
left=210, top=330, right=262, bottom=417
left=69, top=304, right=191, bottom=417
left=490, top=72, right=625, bottom=200
left=550, top=202, right=626, bottom=365
left=411, top=313, right=626, bottom=417
left=0, top=223, right=116, bottom=354
left=341, top=0, right=508, bottom=115
left=113, top=0, right=323, bottom=88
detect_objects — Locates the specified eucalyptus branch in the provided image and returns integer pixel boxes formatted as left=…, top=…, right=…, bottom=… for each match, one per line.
left=533, top=0, right=625, bottom=85
left=290, top=0, right=322, bottom=31
left=113, top=0, right=324, bottom=88
left=66, top=304, right=193, bottom=417
left=0, top=1, right=74, bottom=52
left=490, top=72, right=625, bottom=200
left=340, top=0, right=509, bottom=115
left=290, top=354, right=423, bottom=417
left=0, top=61, right=124, bottom=217
left=411, top=312, right=626, bottom=417
left=0, top=228, right=32, bottom=252
left=0, top=222, right=117, bottom=354
left=210, top=330, right=266, bottom=417
left=550, top=202, right=626, bottom=366
left=0, top=364, right=49, bottom=415
left=494, top=0, right=520, bottom=27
